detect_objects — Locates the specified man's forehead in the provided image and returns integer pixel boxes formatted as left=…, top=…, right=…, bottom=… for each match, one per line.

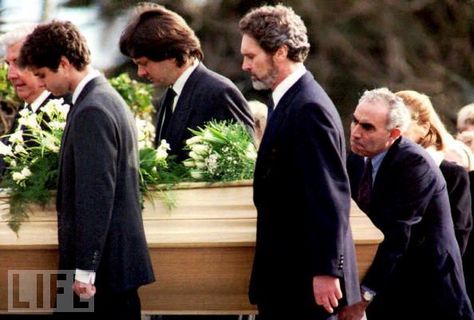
left=133, top=57, right=148, bottom=64
left=357, top=100, right=388, bottom=114
left=355, top=101, right=389, bottom=125
left=30, top=66, right=48, bottom=75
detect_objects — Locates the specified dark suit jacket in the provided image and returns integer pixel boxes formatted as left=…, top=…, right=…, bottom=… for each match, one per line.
left=250, top=71, right=360, bottom=316
left=156, top=63, right=254, bottom=161
left=348, top=137, right=473, bottom=319
left=56, top=76, right=155, bottom=293
left=465, top=171, right=474, bottom=305
left=440, top=159, right=472, bottom=255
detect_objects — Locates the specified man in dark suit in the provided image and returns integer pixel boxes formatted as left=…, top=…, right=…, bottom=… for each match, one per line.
left=341, top=88, right=473, bottom=320
left=239, top=5, right=360, bottom=319
left=119, top=2, right=254, bottom=162
left=18, top=21, right=155, bottom=319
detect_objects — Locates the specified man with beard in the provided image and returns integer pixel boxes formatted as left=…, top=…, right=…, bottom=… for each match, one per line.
left=239, top=4, right=360, bottom=319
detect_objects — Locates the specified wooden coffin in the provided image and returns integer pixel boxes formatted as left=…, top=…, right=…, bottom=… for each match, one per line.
left=0, top=180, right=383, bottom=315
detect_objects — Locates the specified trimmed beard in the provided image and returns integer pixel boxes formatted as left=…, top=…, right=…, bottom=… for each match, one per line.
left=251, top=62, right=278, bottom=91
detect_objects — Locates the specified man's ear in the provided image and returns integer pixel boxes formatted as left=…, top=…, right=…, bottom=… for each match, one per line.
left=274, top=45, right=288, bottom=61
left=58, top=56, right=71, bottom=70
left=389, top=128, right=402, bottom=140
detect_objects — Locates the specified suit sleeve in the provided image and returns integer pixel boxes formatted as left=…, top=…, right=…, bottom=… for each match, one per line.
left=294, top=102, right=350, bottom=277
left=445, top=164, right=472, bottom=255
left=362, top=153, right=439, bottom=292
left=215, top=84, right=255, bottom=136
left=70, top=107, right=117, bottom=271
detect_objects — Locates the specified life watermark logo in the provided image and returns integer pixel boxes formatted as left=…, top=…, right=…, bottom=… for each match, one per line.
left=8, top=270, right=94, bottom=313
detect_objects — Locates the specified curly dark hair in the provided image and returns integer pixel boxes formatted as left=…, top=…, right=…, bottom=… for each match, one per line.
left=239, top=4, right=310, bottom=62
left=18, top=20, right=90, bottom=71
left=119, top=2, right=203, bottom=67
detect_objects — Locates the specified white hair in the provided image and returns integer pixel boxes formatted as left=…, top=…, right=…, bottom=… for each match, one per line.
left=359, top=87, right=411, bottom=133
left=0, top=23, right=37, bottom=53
left=457, top=103, right=474, bottom=131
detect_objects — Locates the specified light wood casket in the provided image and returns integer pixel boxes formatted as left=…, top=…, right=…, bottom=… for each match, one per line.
left=0, top=180, right=382, bottom=315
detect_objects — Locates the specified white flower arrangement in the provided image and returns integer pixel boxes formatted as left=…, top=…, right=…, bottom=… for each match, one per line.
left=0, top=98, right=167, bottom=233
left=0, top=98, right=70, bottom=232
left=0, top=98, right=257, bottom=233
left=183, top=120, right=256, bottom=182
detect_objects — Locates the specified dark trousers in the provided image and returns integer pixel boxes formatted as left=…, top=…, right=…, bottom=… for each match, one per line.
left=54, top=288, right=141, bottom=320
left=257, top=303, right=337, bottom=320
left=160, top=317, right=239, bottom=319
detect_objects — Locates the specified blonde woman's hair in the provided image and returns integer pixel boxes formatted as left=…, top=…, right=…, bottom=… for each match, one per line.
left=396, top=90, right=448, bottom=151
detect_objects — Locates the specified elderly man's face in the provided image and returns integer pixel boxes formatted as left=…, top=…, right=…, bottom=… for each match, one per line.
left=5, top=41, right=45, bottom=103
left=350, top=100, right=396, bottom=157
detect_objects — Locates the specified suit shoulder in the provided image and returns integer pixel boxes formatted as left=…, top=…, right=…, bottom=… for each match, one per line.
left=290, top=79, right=341, bottom=125
left=440, top=160, right=470, bottom=182
left=388, top=138, right=443, bottom=178
left=290, top=74, right=337, bottom=112
left=191, top=65, right=240, bottom=91
left=82, top=81, right=126, bottom=107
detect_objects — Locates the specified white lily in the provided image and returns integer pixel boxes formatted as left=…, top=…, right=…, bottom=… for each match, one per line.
left=0, top=141, right=13, bottom=156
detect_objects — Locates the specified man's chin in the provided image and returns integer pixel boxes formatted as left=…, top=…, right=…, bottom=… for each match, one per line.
left=16, top=91, right=31, bottom=101
left=350, top=145, right=367, bottom=157
left=251, top=80, right=270, bottom=91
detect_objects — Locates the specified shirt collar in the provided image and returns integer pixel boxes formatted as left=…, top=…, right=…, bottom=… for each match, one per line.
left=172, top=59, right=199, bottom=96
left=72, top=69, right=102, bottom=104
left=272, top=63, right=306, bottom=108
left=29, top=90, right=51, bottom=113
left=367, top=149, right=388, bottom=183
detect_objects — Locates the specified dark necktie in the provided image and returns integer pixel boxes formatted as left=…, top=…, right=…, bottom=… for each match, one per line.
left=267, top=96, right=274, bottom=118
left=357, top=158, right=373, bottom=213
left=156, top=87, right=176, bottom=144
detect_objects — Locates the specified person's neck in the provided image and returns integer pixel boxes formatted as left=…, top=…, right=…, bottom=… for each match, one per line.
left=271, top=61, right=302, bottom=91
left=172, top=59, right=195, bottom=85
left=69, top=66, right=92, bottom=92
left=24, top=90, right=45, bottom=104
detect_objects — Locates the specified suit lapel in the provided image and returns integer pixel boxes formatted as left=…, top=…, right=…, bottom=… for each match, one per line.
left=58, top=76, right=103, bottom=177
left=371, top=137, right=403, bottom=203
left=155, top=89, right=168, bottom=146
left=57, top=76, right=105, bottom=209
left=165, top=63, right=205, bottom=149
left=258, top=72, right=311, bottom=161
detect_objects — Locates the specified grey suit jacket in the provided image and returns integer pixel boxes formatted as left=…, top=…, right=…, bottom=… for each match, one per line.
left=56, top=75, right=155, bottom=293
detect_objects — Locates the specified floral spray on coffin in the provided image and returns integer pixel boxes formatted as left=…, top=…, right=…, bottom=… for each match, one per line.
left=138, top=120, right=257, bottom=209
left=182, top=120, right=257, bottom=182
left=0, top=98, right=70, bottom=233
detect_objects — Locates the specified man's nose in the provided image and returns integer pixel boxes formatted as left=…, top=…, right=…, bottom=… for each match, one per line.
left=7, top=64, right=19, bottom=81
left=351, top=123, right=361, bottom=138
left=137, top=65, right=147, bottom=78
left=241, top=58, right=251, bottom=72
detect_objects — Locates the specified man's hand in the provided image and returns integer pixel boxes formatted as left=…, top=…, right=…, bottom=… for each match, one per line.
left=313, top=275, right=342, bottom=314
left=337, top=300, right=369, bottom=320
left=72, top=280, right=96, bottom=299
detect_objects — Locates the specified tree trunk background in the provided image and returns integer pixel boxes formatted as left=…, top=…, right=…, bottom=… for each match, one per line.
left=2, top=0, right=474, bottom=137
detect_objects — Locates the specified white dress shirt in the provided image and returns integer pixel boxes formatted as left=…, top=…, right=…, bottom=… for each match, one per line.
left=271, top=63, right=306, bottom=109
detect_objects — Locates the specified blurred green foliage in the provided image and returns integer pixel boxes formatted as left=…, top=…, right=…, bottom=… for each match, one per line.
left=108, top=73, right=155, bottom=118
left=0, top=63, right=22, bottom=135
